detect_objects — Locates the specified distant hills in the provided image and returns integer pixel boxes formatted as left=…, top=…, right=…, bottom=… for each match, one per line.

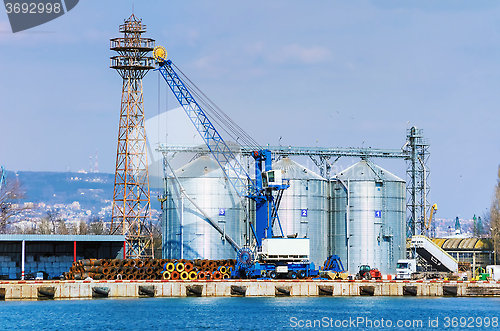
left=4, top=170, right=162, bottom=212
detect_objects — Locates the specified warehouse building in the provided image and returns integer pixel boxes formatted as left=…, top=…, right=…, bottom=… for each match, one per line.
left=0, top=234, right=125, bottom=280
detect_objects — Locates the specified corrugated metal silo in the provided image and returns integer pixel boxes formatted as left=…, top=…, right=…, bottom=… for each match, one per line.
left=329, top=160, right=405, bottom=274
left=163, top=156, right=245, bottom=260
left=272, top=158, right=329, bottom=268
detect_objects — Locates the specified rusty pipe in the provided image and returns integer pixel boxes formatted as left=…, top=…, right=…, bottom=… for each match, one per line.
left=184, top=262, right=194, bottom=273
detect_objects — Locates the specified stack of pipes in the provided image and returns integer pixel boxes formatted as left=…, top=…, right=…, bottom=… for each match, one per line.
left=161, top=259, right=236, bottom=280
left=64, top=258, right=236, bottom=281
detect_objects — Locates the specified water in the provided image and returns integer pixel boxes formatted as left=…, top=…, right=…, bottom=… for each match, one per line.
left=1, top=296, right=500, bottom=330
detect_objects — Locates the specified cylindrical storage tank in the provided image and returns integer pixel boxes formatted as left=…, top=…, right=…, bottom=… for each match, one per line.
left=330, top=160, right=405, bottom=275
left=162, top=156, right=245, bottom=260
left=272, top=158, right=329, bottom=268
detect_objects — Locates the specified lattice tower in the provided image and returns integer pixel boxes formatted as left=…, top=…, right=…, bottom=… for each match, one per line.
left=110, top=14, right=155, bottom=258
left=405, top=127, right=430, bottom=237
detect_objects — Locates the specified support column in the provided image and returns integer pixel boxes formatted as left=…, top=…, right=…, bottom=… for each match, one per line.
left=123, top=241, right=126, bottom=259
left=73, top=241, right=76, bottom=262
left=21, top=240, right=25, bottom=281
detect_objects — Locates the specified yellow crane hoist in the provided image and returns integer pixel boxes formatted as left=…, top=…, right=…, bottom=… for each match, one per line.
left=424, top=204, right=438, bottom=230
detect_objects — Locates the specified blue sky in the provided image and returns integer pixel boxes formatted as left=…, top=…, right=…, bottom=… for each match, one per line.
left=1, top=0, right=499, bottom=220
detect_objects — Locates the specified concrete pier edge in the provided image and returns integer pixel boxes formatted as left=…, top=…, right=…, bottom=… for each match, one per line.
left=1, top=279, right=500, bottom=299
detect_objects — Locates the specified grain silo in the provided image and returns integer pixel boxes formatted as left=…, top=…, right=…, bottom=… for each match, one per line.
left=163, top=155, right=245, bottom=260
left=272, top=158, right=329, bottom=268
left=330, top=159, right=405, bottom=274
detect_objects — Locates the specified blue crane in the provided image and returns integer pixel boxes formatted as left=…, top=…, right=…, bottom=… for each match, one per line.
left=153, top=46, right=324, bottom=279
left=153, top=46, right=289, bottom=249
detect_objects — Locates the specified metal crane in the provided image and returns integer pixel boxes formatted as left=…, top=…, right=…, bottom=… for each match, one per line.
left=0, top=166, right=5, bottom=191
left=153, top=46, right=289, bottom=252
left=424, top=203, right=438, bottom=231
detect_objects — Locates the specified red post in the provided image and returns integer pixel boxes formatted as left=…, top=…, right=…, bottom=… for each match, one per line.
left=123, top=241, right=126, bottom=259
left=73, top=241, right=77, bottom=262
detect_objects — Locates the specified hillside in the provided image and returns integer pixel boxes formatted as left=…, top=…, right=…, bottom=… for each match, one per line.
left=4, top=170, right=161, bottom=212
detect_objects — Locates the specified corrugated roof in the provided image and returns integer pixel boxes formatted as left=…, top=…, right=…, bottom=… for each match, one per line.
left=334, top=160, right=404, bottom=182
left=431, top=237, right=493, bottom=251
left=458, top=238, right=476, bottom=249
left=174, top=156, right=226, bottom=178
left=0, top=235, right=125, bottom=242
left=273, top=158, right=325, bottom=180
left=475, top=239, right=493, bottom=250
left=432, top=238, right=446, bottom=247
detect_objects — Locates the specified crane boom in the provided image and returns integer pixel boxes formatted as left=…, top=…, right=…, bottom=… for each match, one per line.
left=155, top=57, right=257, bottom=199
left=425, top=203, right=438, bottom=230
left=154, top=46, right=289, bottom=248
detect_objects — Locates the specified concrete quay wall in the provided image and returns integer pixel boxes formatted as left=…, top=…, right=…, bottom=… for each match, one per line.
left=1, top=279, right=500, bottom=300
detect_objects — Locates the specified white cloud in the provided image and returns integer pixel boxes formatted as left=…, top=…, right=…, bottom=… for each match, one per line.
left=0, top=21, right=11, bottom=32
left=244, top=41, right=265, bottom=57
left=193, top=55, right=227, bottom=76
left=268, top=44, right=332, bottom=64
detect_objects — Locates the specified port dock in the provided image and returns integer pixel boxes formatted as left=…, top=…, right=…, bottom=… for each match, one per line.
left=1, top=279, right=500, bottom=300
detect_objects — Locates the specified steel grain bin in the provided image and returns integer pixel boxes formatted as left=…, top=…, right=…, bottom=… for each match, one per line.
left=329, top=160, right=405, bottom=274
left=272, top=158, right=328, bottom=268
left=163, top=156, right=245, bottom=260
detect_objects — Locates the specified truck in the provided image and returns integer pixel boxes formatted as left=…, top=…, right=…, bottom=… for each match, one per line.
left=395, top=259, right=453, bottom=280
left=395, top=259, right=417, bottom=280
left=395, top=236, right=458, bottom=280
left=233, top=238, right=319, bottom=279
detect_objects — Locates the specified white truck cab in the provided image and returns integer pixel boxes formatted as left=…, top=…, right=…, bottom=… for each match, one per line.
left=486, top=265, right=500, bottom=281
left=395, top=259, right=417, bottom=280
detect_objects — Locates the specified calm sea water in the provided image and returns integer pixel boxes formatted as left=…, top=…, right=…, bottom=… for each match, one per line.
left=1, top=296, right=500, bottom=330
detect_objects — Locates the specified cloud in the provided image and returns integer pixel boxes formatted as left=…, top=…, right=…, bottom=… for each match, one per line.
left=244, top=41, right=265, bottom=57
left=0, top=21, right=11, bottom=32
left=192, top=55, right=229, bottom=77
left=268, top=44, right=332, bottom=65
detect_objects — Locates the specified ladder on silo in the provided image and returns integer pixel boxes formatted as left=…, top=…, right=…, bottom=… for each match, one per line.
left=366, top=159, right=394, bottom=270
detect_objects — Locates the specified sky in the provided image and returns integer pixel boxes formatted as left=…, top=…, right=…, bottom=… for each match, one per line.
left=1, top=0, right=499, bottom=220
